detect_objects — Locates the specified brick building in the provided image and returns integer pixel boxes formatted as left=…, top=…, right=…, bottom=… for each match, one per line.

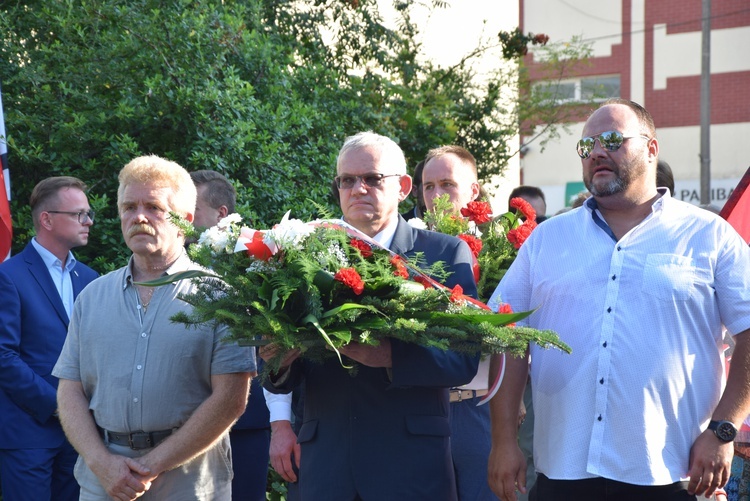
left=518, top=0, right=750, bottom=215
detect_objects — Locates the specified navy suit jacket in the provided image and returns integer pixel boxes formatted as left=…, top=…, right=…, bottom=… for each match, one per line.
left=266, top=217, right=480, bottom=501
left=233, top=357, right=271, bottom=430
left=0, top=243, right=98, bottom=448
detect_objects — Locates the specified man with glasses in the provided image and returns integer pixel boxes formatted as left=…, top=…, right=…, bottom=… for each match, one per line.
left=263, top=131, right=480, bottom=500
left=487, top=98, right=750, bottom=501
left=0, top=176, right=98, bottom=501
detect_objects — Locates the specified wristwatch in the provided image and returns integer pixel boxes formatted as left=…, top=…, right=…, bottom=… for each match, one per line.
left=708, top=420, right=737, bottom=443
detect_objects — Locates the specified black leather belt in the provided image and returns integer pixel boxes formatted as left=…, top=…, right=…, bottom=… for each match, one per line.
left=99, top=427, right=175, bottom=450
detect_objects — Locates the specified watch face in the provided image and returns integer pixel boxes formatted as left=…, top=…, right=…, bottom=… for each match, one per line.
left=717, top=421, right=737, bottom=442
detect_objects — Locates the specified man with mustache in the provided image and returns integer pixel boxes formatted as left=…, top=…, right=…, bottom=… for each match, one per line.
left=0, top=176, right=98, bottom=501
left=487, top=99, right=750, bottom=501
left=54, top=155, right=256, bottom=500
left=263, top=131, right=480, bottom=500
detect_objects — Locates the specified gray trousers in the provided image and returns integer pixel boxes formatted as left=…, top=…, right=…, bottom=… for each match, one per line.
left=75, top=437, right=233, bottom=500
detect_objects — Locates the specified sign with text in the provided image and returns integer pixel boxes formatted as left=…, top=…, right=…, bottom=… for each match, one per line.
left=673, top=178, right=740, bottom=210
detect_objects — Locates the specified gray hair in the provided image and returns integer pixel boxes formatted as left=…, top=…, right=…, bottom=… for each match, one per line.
left=336, top=131, right=407, bottom=175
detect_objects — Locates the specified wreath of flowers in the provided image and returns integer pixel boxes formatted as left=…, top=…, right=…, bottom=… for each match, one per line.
left=147, top=212, right=568, bottom=374
left=416, top=195, right=538, bottom=302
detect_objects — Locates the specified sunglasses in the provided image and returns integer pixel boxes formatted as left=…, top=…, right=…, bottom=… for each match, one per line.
left=46, top=210, right=96, bottom=224
left=334, top=173, right=402, bottom=190
left=576, top=131, right=651, bottom=159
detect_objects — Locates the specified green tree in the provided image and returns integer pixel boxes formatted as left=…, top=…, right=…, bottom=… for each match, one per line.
left=0, top=0, right=588, bottom=273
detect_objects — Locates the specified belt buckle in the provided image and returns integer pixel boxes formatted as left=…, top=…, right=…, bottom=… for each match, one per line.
left=451, top=389, right=473, bottom=402
left=128, top=432, right=152, bottom=450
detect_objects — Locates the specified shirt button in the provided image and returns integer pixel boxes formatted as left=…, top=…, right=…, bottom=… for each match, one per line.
left=136, top=365, right=142, bottom=370
left=598, top=415, right=603, bottom=421
left=607, top=307, right=612, bottom=313
left=141, top=333, right=147, bottom=338
left=603, top=341, right=608, bottom=348
left=133, top=398, right=139, bottom=403
left=611, top=275, right=616, bottom=280
left=599, top=378, right=604, bottom=384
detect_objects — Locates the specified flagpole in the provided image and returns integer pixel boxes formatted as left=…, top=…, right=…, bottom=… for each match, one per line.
left=0, top=81, right=12, bottom=260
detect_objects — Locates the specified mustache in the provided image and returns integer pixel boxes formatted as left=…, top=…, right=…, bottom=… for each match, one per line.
left=127, top=224, right=156, bottom=238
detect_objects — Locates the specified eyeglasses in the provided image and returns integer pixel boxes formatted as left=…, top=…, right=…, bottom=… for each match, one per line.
left=576, top=131, right=651, bottom=159
left=47, top=210, right=95, bottom=224
left=334, top=173, right=402, bottom=190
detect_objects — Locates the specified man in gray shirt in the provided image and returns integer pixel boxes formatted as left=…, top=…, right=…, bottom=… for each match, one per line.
left=54, top=155, right=256, bottom=500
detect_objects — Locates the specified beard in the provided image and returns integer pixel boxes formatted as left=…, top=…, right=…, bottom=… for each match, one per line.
left=584, top=157, right=646, bottom=197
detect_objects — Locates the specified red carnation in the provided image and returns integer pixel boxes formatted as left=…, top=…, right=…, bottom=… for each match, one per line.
left=449, top=284, right=464, bottom=303
left=334, top=267, right=365, bottom=295
left=458, top=233, right=483, bottom=258
left=471, top=256, right=480, bottom=283
left=497, top=303, right=516, bottom=327
left=497, top=303, right=513, bottom=314
left=507, top=221, right=537, bottom=249
left=509, top=197, right=537, bottom=222
left=460, top=201, right=493, bottom=224
left=350, top=238, right=373, bottom=258
left=390, top=255, right=409, bottom=278
left=414, top=275, right=432, bottom=289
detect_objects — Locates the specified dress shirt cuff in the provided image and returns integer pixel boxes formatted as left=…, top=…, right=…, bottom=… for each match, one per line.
left=263, top=389, right=293, bottom=422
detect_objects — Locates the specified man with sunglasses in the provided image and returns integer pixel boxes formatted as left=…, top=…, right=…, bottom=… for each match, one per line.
left=263, top=131, right=480, bottom=500
left=0, top=176, right=98, bottom=501
left=487, top=99, right=750, bottom=501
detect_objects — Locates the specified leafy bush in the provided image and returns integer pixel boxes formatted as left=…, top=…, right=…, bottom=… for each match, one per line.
left=0, top=0, right=587, bottom=272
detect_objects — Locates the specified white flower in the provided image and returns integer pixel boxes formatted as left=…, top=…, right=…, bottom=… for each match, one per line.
left=217, top=213, right=242, bottom=229
left=198, top=226, right=232, bottom=254
left=314, top=242, right=349, bottom=271
left=246, top=260, right=278, bottom=273
left=407, top=217, right=428, bottom=230
left=265, top=215, right=315, bottom=251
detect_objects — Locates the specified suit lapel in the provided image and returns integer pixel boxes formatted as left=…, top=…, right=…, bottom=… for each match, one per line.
left=389, top=216, right=416, bottom=256
left=24, top=244, right=70, bottom=325
left=70, top=265, right=87, bottom=297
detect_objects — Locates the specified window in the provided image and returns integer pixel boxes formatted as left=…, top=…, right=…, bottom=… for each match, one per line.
left=533, top=75, right=620, bottom=104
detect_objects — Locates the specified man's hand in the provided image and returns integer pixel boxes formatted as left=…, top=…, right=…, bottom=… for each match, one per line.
left=488, top=440, right=527, bottom=501
left=89, top=454, right=154, bottom=501
left=518, top=400, right=527, bottom=429
left=338, top=339, right=392, bottom=368
left=687, top=430, right=734, bottom=498
left=270, top=420, right=301, bottom=483
left=258, top=344, right=301, bottom=369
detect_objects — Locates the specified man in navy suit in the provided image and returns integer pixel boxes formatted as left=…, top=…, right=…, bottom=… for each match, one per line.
left=263, top=131, right=480, bottom=501
left=0, top=176, right=98, bottom=500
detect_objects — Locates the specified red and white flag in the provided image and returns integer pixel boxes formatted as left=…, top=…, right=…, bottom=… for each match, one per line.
left=720, top=166, right=750, bottom=244
left=0, top=85, right=12, bottom=260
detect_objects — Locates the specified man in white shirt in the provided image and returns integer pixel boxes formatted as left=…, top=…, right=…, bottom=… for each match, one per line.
left=487, top=99, right=750, bottom=501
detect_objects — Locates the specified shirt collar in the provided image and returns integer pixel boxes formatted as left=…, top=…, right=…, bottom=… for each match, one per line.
left=123, top=250, right=191, bottom=290
left=371, top=216, right=400, bottom=249
left=31, top=237, right=77, bottom=272
left=584, top=189, right=667, bottom=242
